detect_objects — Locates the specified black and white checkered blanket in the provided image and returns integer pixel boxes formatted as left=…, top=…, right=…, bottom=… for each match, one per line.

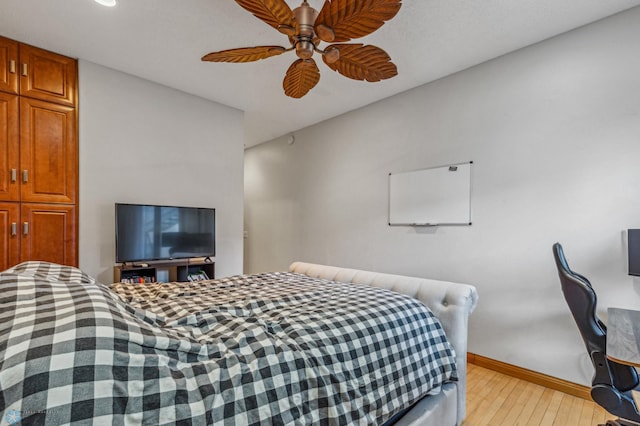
left=0, top=261, right=457, bottom=425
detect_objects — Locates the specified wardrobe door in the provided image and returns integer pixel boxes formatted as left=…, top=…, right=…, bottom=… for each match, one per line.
left=21, top=203, right=77, bottom=267
left=0, top=202, right=20, bottom=270
left=19, top=43, right=77, bottom=106
left=20, top=97, right=77, bottom=204
left=0, top=93, right=19, bottom=201
left=0, top=36, right=18, bottom=95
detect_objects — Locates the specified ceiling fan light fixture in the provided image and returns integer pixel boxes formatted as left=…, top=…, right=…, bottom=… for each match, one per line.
left=94, top=0, right=117, bottom=7
left=295, top=40, right=314, bottom=59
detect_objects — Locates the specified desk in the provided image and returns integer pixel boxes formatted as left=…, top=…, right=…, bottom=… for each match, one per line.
left=607, top=307, right=640, bottom=366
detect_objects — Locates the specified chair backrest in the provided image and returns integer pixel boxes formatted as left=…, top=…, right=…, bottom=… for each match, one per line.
left=553, top=242, right=640, bottom=394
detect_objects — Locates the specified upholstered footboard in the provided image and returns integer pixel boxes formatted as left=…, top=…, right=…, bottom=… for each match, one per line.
left=289, top=262, right=478, bottom=426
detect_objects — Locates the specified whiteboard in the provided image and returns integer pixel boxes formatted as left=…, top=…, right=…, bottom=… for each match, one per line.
left=389, top=162, right=472, bottom=226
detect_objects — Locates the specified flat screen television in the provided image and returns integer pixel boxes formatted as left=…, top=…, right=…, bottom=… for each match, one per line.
left=630, top=229, right=640, bottom=277
left=115, top=203, right=215, bottom=263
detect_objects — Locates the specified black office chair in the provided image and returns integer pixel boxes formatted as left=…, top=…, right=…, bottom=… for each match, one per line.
left=553, top=242, right=640, bottom=426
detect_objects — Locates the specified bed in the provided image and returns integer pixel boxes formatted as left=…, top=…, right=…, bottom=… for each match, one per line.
left=0, top=261, right=477, bottom=425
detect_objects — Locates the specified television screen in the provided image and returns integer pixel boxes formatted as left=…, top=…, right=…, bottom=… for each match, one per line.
left=115, top=203, right=215, bottom=263
left=630, top=229, right=640, bottom=277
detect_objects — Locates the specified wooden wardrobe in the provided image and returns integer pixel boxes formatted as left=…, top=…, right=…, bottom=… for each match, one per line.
left=0, top=35, right=78, bottom=269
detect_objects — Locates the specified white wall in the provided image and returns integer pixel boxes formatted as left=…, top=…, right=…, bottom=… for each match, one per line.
left=244, top=7, right=640, bottom=386
left=79, top=61, right=244, bottom=283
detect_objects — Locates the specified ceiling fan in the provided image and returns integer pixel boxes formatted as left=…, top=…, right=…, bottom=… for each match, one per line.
left=202, top=0, right=402, bottom=99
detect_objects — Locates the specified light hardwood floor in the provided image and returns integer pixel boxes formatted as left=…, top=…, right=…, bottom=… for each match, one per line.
left=463, top=364, right=612, bottom=425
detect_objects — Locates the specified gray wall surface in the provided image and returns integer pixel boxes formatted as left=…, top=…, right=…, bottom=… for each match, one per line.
left=79, top=61, right=244, bottom=283
left=244, top=7, right=640, bottom=386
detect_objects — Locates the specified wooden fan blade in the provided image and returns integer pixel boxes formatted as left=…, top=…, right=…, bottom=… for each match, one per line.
left=322, top=44, right=397, bottom=82
left=235, top=0, right=293, bottom=30
left=201, top=46, right=287, bottom=63
left=314, top=0, right=402, bottom=42
left=283, top=59, right=320, bottom=98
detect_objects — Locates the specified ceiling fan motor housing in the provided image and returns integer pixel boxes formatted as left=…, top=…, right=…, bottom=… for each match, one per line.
left=293, top=1, right=318, bottom=59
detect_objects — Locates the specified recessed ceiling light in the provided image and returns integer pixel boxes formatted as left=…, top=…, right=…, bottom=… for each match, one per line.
left=94, top=0, right=117, bottom=6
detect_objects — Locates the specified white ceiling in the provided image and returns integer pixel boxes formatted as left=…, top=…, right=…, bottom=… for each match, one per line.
left=2, top=0, right=639, bottom=147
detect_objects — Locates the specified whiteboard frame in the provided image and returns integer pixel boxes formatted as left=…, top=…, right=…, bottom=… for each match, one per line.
left=388, top=161, right=473, bottom=227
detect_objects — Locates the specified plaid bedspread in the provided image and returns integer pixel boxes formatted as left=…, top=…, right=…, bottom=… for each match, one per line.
left=0, top=261, right=457, bottom=425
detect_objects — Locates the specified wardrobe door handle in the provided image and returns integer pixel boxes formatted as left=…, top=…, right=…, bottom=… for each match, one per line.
left=9, top=60, right=16, bottom=74
left=22, top=170, right=28, bottom=183
left=10, top=169, right=16, bottom=183
left=23, top=222, right=29, bottom=235
left=11, top=223, right=16, bottom=236
left=22, top=63, right=27, bottom=77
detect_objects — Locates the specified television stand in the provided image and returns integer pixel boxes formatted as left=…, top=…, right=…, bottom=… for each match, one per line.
left=114, top=258, right=215, bottom=284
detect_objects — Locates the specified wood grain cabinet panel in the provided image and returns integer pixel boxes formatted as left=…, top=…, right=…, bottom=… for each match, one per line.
left=20, top=203, right=77, bottom=267
left=20, top=97, right=77, bottom=204
left=0, top=36, right=18, bottom=95
left=0, top=202, right=20, bottom=270
left=0, top=35, right=78, bottom=269
left=19, top=43, right=77, bottom=107
left=0, top=92, right=19, bottom=201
